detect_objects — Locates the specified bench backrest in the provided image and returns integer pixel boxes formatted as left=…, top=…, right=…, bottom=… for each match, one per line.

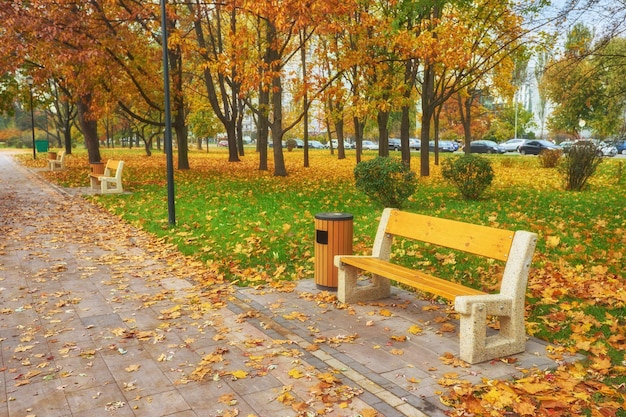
left=104, top=160, right=124, bottom=178
left=383, top=209, right=514, bottom=261
left=372, top=208, right=537, bottom=299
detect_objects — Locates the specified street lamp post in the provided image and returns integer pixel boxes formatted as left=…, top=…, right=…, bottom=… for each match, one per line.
left=25, top=76, right=36, bottom=160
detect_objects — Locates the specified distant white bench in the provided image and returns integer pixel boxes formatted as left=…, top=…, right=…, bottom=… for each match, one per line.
left=335, top=208, right=538, bottom=364
left=48, top=150, right=66, bottom=171
left=89, top=160, right=124, bottom=194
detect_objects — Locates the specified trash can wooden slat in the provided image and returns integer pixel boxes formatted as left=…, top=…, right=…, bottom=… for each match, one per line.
left=314, top=213, right=353, bottom=290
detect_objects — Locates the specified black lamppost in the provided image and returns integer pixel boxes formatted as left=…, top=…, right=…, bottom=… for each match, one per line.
left=25, top=75, right=36, bottom=160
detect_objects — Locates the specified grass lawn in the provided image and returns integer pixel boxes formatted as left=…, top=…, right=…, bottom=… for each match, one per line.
left=18, top=146, right=626, bottom=415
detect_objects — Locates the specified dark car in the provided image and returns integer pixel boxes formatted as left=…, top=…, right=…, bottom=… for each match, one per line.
left=429, top=140, right=456, bottom=152
left=388, top=138, right=402, bottom=151
left=518, top=140, right=562, bottom=155
left=469, top=140, right=506, bottom=154
left=615, top=140, right=626, bottom=155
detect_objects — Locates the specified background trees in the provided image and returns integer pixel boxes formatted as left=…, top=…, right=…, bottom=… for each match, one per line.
left=1, top=1, right=625, bottom=175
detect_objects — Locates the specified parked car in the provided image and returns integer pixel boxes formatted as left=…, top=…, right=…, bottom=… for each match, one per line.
left=614, top=139, right=626, bottom=155
left=409, top=138, right=420, bottom=150
left=362, top=140, right=379, bottom=150
left=469, top=140, right=506, bottom=154
left=308, top=140, right=325, bottom=149
left=217, top=140, right=228, bottom=147
left=500, top=138, right=526, bottom=152
left=331, top=139, right=354, bottom=149
left=429, top=140, right=456, bottom=152
left=593, top=140, right=617, bottom=157
left=518, top=140, right=562, bottom=155
left=559, top=140, right=575, bottom=152
left=388, top=138, right=402, bottom=151
left=577, top=140, right=617, bottom=157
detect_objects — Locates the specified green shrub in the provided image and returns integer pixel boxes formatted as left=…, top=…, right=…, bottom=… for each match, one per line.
left=559, top=142, right=602, bottom=191
left=538, top=149, right=562, bottom=168
left=353, top=156, right=417, bottom=208
left=285, top=138, right=297, bottom=151
left=441, top=154, right=494, bottom=200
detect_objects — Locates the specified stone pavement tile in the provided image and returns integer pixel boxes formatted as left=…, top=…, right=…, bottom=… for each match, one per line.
left=54, top=355, right=116, bottom=391
left=127, top=389, right=192, bottom=416
left=6, top=379, right=70, bottom=417
left=99, top=349, right=175, bottom=397
left=64, top=381, right=132, bottom=416
left=176, top=380, right=257, bottom=416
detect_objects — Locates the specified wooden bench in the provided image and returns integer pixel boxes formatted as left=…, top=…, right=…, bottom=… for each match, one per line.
left=334, top=208, right=537, bottom=364
left=48, top=150, right=66, bottom=171
left=89, top=160, right=124, bottom=194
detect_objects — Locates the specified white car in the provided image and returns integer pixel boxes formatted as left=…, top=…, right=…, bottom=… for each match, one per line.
left=500, top=138, right=526, bottom=152
left=331, top=139, right=354, bottom=149
left=362, top=140, right=379, bottom=150
left=595, top=141, right=618, bottom=157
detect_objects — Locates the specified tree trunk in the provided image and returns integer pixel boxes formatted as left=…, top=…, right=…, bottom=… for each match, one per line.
left=257, top=85, right=269, bottom=171
left=420, top=63, right=435, bottom=177
left=400, top=105, right=411, bottom=166
left=300, top=30, right=310, bottom=168
left=377, top=110, right=390, bottom=157
left=335, top=117, right=345, bottom=160
left=170, top=43, right=190, bottom=170
left=457, top=92, right=473, bottom=155
left=77, top=95, right=101, bottom=163
left=353, top=116, right=364, bottom=163
left=268, top=23, right=287, bottom=177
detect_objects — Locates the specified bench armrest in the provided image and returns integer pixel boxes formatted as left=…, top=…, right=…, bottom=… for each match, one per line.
left=455, top=294, right=512, bottom=316
left=334, top=255, right=377, bottom=268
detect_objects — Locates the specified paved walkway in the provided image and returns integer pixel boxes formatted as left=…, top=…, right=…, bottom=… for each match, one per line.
left=0, top=152, right=570, bottom=417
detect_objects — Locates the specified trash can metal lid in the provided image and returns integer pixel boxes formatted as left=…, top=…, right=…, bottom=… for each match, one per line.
left=315, top=212, right=353, bottom=221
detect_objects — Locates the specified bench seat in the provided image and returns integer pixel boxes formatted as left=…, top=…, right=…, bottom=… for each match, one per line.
left=338, top=256, right=486, bottom=300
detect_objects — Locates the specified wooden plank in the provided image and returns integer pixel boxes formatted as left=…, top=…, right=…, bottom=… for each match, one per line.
left=339, top=257, right=486, bottom=300
left=385, top=210, right=513, bottom=261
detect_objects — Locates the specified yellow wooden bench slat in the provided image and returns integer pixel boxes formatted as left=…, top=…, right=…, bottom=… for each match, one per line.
left=386, top=210, right=514, bottom=262
left=339, top=256, right=486, bottom=300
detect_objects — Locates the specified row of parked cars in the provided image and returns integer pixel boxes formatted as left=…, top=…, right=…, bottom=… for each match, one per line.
left=259, top=137, right=625, bottom=157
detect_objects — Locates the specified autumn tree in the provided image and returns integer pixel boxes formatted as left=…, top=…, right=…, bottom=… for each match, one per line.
left=543, top=24, right=603, bottom=138
left=237, top=0, right=353, bottom=176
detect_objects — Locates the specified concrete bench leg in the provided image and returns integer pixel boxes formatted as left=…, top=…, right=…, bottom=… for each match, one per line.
left=337, top=264, right=391, bottom=304
left=458, top=302, right=527, bottom=364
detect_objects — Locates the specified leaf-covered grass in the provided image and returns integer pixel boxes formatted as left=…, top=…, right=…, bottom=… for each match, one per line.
left=18, top=147, right=626, bottom=415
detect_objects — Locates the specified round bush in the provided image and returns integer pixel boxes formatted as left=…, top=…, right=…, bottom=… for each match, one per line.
left=559, top=141, right=602, bottom=191
left=441, top=154, right=494, bottom=200
left=353, top=156, right=417, bottom=208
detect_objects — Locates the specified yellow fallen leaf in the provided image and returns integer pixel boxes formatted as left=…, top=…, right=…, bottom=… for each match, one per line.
left=408, top=325, right=422, bottom=334
left=125, top=364, right=141, bottom=372
left=546, top=235, right=560, bottom=249
left=288, top=368, right=305, bottom=379
left=230, top=369, right=248, bottom=379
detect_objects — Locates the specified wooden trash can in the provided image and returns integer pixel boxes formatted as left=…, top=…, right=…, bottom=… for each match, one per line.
left=90, top=162, right=105, bottom=176
left=314, top=212, right=353, bottom=290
